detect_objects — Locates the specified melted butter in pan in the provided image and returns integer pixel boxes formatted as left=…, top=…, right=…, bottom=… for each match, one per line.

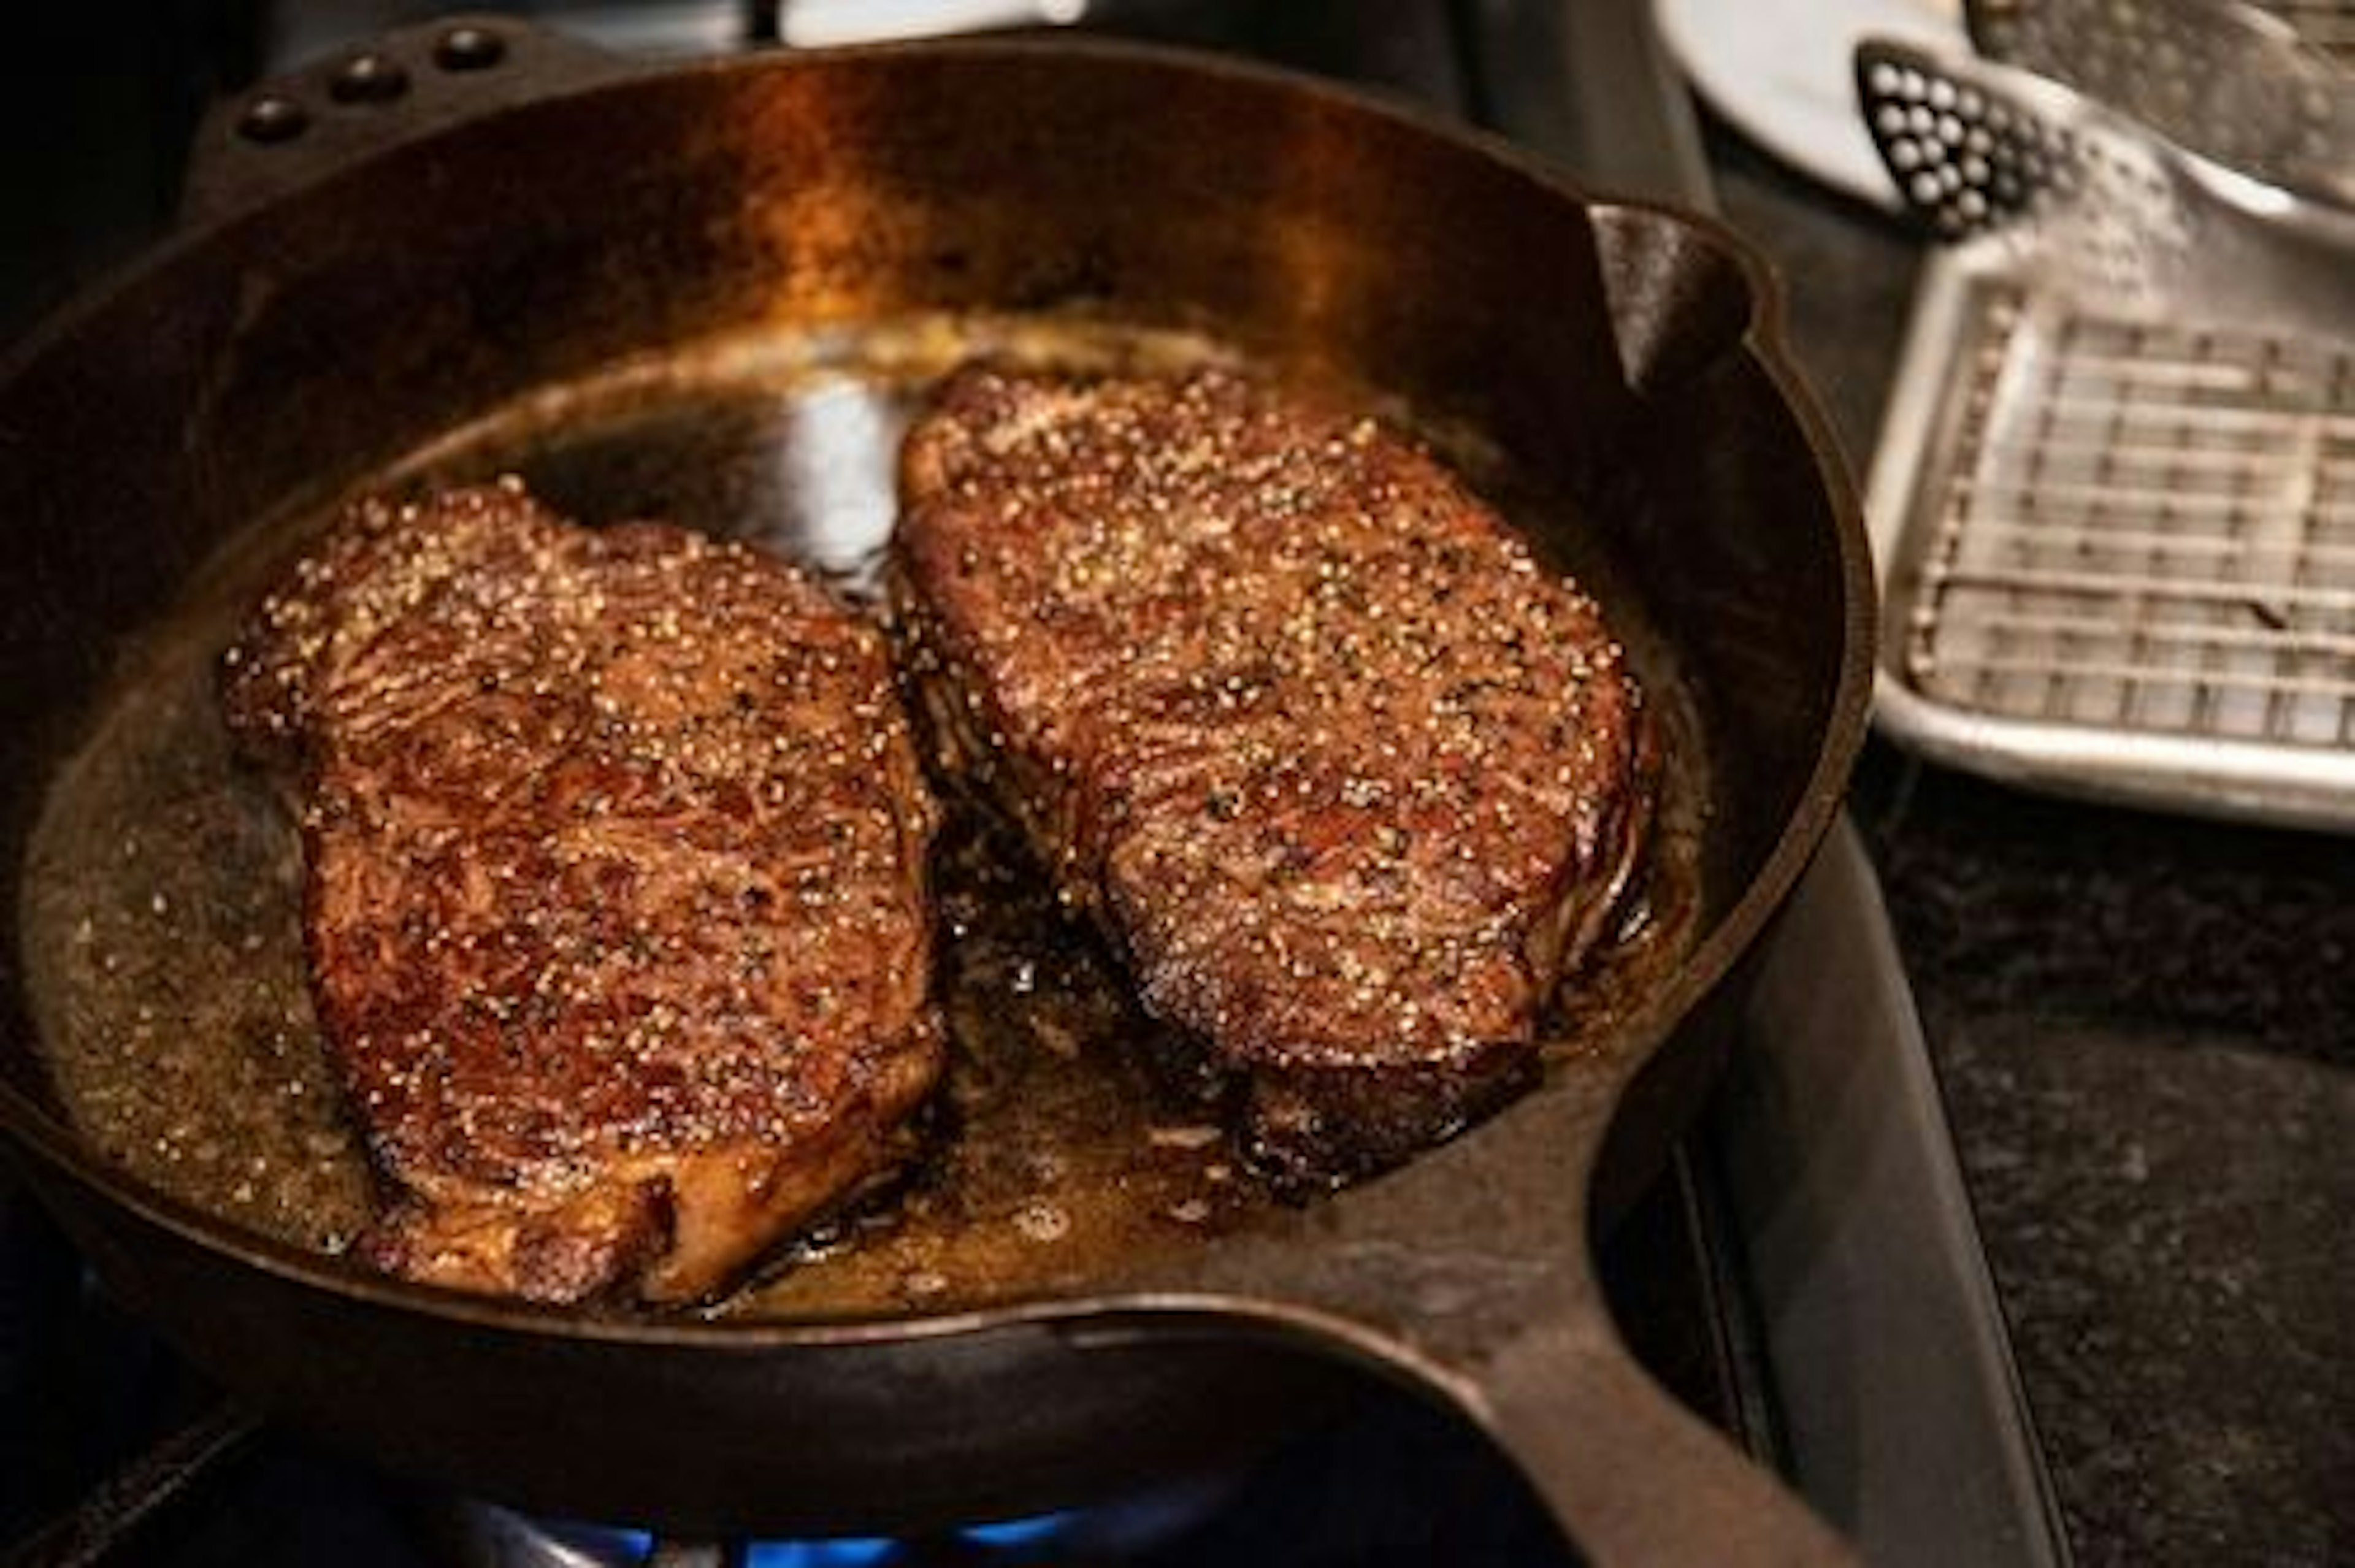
left=21, top=654, right=378, bottom=1251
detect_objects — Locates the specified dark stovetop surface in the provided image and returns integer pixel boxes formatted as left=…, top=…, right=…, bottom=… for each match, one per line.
left=1704, top=128, right=2355, bottom=1568
left=1840, top=749, right=2354, bottom=1567
left=6, top=4, right=2351, bottom=1565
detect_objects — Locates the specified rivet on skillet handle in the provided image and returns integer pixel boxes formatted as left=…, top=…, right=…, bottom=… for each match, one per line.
left=180, top=14, right=637, bottom=232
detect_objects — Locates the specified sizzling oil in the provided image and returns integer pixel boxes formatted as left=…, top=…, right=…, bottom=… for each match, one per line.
left=17, top=312, right=1704, bottom=1320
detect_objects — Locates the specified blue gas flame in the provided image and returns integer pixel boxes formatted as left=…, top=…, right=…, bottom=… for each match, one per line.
left=612, top=1510, right=1084, bottom=1566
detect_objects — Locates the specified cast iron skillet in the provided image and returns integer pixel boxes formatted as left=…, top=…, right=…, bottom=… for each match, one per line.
left=0, top=20, right=1873, bottom=1565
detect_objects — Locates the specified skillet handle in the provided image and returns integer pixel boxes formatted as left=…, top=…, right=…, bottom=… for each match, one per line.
left=1458, top=1310, right=1858, bottom=1567
left=178, top=14, right=635, bottom=231
left=1180, top=1080, right=1857, bottom=1564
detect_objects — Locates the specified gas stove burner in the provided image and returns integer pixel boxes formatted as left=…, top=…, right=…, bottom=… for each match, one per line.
left=419, top=1385, right=1573, bottom=1567
left=432, top=1490, right=1225, bottom=1568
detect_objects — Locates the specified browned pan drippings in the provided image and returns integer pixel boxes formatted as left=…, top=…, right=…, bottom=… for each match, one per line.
left=18, top=311, right=1707, bottom=1318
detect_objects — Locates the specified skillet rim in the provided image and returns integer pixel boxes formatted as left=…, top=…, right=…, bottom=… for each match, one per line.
left=0, top=32, right=1877, bottom=1347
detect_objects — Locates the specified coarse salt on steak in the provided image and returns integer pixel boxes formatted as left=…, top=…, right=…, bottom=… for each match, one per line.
left=892, top=365, right=1656, bottom=1182
left=221, top=481, right=943, bottom=1303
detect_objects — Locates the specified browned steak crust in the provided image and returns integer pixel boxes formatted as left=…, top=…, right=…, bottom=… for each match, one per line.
left=221, top=482, right=943, bottom=1304
left=892, top=365, right=1656, bottom=1182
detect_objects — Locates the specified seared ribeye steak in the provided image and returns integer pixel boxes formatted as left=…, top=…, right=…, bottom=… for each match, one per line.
left=221, top=481, right=943, bottom=1304
left=893, top=366, right=1656, bottom=1182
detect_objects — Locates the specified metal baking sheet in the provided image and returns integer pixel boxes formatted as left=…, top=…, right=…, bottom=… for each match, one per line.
left=1867, top=247, right=2355, bottom=829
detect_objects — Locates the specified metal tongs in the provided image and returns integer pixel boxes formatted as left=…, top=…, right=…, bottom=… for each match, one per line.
left=1854, top=34, right=2355, bottom=324
left=1962, top=0, right=2355, bottom=210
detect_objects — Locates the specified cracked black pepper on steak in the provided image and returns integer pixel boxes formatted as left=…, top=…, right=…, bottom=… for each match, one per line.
left=892, top=364, right=1658, bottom=1182
left=221, top=481, right=944, bottom=1304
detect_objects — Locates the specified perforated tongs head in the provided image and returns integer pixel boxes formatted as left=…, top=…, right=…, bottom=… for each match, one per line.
left=1963, top=0, right=2355, bottom=210
left=1855, top=41, right=2088, bottom=240
left=1854, top=38, right=2355, bottom=331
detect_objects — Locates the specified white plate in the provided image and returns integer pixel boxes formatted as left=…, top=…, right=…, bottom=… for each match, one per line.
left=1654, top=0, right=1966, bottom=207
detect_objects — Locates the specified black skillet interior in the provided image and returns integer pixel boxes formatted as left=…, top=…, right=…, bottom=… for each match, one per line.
left=0, top=26, right=1869, bottom=1553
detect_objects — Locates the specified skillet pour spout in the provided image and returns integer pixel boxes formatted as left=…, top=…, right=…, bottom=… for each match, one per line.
left=0, top=21, right=1872, bottom=1565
